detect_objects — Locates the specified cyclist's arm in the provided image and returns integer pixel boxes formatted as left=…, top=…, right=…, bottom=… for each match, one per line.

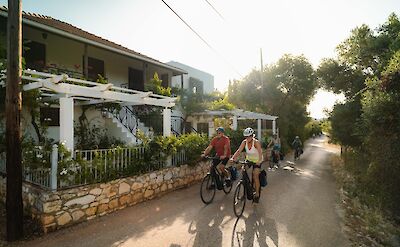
left=255, top=141, right=263, bottom=165
left=231, top=140, right=246, bottom=161
left=202, top=144, right=213, bottom=156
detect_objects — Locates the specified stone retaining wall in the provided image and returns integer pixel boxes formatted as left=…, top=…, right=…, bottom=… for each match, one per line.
left=0, top=162, right=209, bottom=233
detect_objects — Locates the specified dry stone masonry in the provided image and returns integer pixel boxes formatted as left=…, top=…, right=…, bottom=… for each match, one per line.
left=0, top=162, right=209, bottom=233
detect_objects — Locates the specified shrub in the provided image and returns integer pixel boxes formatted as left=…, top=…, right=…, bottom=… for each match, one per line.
left=178, top=133, right=208, bottom=166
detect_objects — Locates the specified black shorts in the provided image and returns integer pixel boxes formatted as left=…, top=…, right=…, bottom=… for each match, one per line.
left=212, top=157, right=229, bottom=167
left=247, top=161, right=261, bottom=169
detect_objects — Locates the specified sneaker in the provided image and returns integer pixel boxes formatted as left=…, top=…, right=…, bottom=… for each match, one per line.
left=274, top=165, right=279, bottom=169
left=225, top=178, right=232, bottom=187
left=253, top=196, right=260, bottom=203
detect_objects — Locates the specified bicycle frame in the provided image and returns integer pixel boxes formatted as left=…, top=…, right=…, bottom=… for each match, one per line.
left=238, top=162, right=255, bottom=200
left=207, top=158, right=224, bottom=182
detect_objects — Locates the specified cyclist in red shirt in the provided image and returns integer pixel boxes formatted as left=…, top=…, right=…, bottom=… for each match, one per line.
left=201, top=127, right=231, bottom=182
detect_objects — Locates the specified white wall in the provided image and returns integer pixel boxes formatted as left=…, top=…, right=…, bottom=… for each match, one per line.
left=21, top=24, right=182, bottom=147
left=23, top=26, right=176, bottom=88
left=167, top=61, right=214, bottom=94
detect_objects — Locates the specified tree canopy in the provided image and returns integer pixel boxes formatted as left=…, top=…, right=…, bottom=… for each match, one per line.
left=227, top=54, right=318, bottom=149
left=317, top=13, right=400, bottom=216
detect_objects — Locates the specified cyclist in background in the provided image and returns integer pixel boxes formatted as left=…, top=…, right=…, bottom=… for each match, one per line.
left=268, top=134, right=281, bottom=168
left=230, top=127, right=263, bottom=203
left=292, top=136, right=303, bottom=160
left=201, top=127, right=231, bottom=182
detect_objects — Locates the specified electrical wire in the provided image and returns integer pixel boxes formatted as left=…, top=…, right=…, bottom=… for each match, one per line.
left=204, top=0, right=224, bottom=20
left=161, top=0, right=243, bottom=78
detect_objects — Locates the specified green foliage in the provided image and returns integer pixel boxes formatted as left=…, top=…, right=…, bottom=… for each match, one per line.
left=209, top=94, right=235, bottom=111
left=318, top=13, right=400, bottom=217
left=227, top=54, right=318, bottom=152
left=96, top=74, right=108, bottom=84
left=178, top=89, right=208, bottom=117
left=319, top=119, right=332, bottom=136
left=177, top=133, right=208, bottom=166
left=304, top=119, right=322, bottom=138
left=21, top=138, right=52, bottom=169
left=329, top=100, right=363, bottom=147
left=144, top=72, right=171, bottom=96
left=317, top=58, right=365, bottom=98
left=224, top=129, right=244, bottom=152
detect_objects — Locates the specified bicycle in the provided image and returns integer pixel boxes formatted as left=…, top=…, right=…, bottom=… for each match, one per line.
left=294, top=147, right=302, bottom=161
left=268, top=149, right=280, bottom=169
left=200, top=156, right=233, bottom=204
left=232, top=160, right=261, bottom=217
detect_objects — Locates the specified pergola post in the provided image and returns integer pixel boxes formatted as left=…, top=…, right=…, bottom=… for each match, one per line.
left=257, top=118, right=262, bottom=140
left=163, top=107, right=171, bottom=137
left=60, top=97, right=74, bottom=153
left=232, top=115, right=238, bottom=130
left=272, top=119, right=276, bottom=135
left=192, top=119, right=198, bottom=132
left=208, top=120, right=214, bottom=137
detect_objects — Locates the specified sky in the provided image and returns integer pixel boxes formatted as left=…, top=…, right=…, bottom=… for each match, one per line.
left=1, top=0, right=399, bottom=118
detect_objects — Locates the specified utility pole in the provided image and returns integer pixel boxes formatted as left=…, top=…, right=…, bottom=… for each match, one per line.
left=260, top=48, right=263, bottom=88
left=6, top=0, right=23, bottom=241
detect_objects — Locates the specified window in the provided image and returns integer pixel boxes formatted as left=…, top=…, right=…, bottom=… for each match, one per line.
left=128, top=67, right=144, bottom=91
left=83, top=56, right=104, bottom=81
left=161, top=74, right=169, bottom=88
left=189, top=77, right=204, bottom=94
left=40, top=107, right=60, bottom=126
left=24, top=41, right=46, bottom=70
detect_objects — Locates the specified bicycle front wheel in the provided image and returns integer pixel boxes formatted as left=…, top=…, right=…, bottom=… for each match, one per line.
left=223, top=177, right=233, bottom=194
left=233, top=182, right=246, bottom=217
left=200, top=174, right=216, bottom=204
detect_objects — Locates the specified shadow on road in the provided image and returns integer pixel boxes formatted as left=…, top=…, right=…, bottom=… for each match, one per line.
left=188, top=201, right=233, bottom=247
left=231, top=204, right=278, bottom=247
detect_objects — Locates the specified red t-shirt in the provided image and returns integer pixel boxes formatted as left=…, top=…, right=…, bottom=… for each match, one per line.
left=210, top=135, right=231, bottom=157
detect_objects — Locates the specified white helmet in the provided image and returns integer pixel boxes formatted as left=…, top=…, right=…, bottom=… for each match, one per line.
left=243, top=127, right=254, bottom=137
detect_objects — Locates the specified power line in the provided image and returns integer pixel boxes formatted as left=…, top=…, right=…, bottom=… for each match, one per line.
left=160, top=0, right=242, bottom=78
left=204, top=0, right=224, bottom=20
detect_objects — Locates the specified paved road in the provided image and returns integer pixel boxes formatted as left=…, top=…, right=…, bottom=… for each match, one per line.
left=15, top=136, right=349, bottom=247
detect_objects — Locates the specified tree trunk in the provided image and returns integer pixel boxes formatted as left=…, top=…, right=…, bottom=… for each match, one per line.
left=6, top=0, right=23, bottom=241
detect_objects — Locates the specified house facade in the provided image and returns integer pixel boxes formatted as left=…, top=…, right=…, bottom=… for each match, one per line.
left=0, top=7, right=187, bottom=147
left=167, top=61, right=214, bottom=94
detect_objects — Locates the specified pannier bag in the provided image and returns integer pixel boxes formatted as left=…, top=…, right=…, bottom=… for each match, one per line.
left=229, top=166, right=238, bottom=181
left=259, top=170, right=267, bottom=187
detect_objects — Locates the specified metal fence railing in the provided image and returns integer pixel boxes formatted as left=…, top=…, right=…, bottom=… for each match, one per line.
left=0, top=145, right=188, bottom=190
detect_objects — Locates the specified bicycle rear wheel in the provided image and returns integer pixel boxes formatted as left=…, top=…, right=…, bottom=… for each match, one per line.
left=233, top=182, right=246, bottom=217
left=200, top=174, right=216, bottom=204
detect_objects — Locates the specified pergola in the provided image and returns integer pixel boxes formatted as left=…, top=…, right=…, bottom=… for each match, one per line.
left=22, top=70, right=177, bottom=153
left=188, top=109, right=278, bottom=139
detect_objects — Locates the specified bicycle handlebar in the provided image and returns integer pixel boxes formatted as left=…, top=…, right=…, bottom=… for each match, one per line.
left=231, top=159, right=255, bottom=167
left=203, top=156, right=222, bottom=161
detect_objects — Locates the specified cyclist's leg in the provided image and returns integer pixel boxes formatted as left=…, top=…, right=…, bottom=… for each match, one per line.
left=217, top=158, right=230, bottom=179
left=252, top=165, right=261, bottom=200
